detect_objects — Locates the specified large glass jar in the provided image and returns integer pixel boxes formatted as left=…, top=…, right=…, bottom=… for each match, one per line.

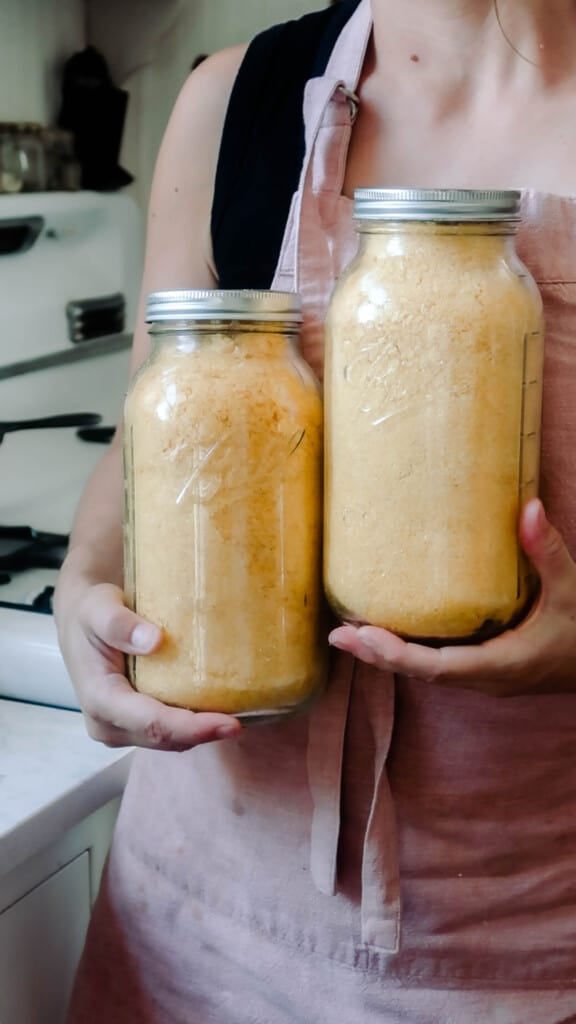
left=123, top=290, right=325, bottom=719
left=324, top=189, right=544, bottom=643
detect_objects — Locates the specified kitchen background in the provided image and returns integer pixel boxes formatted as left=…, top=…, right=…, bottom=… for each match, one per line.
left=0, top=3, right=332, bottom=1021
left=1, top=0, right=325, bottom=209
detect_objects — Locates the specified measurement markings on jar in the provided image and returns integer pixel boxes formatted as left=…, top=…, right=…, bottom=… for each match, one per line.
left=517, top=329, right=543, bottom=597
left=517, top=332, right=529, bottom=599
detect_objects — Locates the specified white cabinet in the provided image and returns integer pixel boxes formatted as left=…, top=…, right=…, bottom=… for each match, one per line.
left=0, top=852, right=90, bottom=1023
left=0, top=798, right=120, bottom=1024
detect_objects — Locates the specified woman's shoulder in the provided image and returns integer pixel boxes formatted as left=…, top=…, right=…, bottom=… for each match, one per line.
left=173, top=43, right=249, bottom=136
left=148, top=43, right=249, bottom=225
left=158, top=0, right=361, bottom=193
left=138, top=45, right=249, bottom=296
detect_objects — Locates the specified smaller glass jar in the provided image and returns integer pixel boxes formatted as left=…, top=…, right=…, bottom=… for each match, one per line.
left=42, top=128, right=80, bottom=191
left=123, top=290, right=325, bottom=720
left=324, top=188, right=544, bottom=643
left=0, top=123, right=46, bottom=193
left=0, top=124, right=24, bottom=193
left=16, top=123, right=46, bottom=191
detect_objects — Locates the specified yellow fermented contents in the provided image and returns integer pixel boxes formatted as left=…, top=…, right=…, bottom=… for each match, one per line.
left=124, top=291, right=324, bottom=717
left=324, top=189, right=544, bottom=641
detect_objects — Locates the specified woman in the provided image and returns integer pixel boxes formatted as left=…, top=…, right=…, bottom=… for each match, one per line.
left=56, top=0, right=576, bottom=1020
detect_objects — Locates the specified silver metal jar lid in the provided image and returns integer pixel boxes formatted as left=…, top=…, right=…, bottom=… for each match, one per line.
left=146, top=289, right=302, bottom=324
left=354, top=188, right=521, bottom=223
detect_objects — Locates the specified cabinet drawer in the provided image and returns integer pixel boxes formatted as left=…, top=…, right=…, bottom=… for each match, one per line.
left=0, top=851, right=90, bottom=1023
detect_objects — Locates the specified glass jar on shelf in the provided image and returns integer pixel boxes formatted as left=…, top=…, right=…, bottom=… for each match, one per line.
left=0, top=122, right=46, bottom=193
left=123, top=289, right=325, bottom=720
left=0, top=124, right=24, bottom=193
left=17, top=123, right=46, bottom=191
left=324, top=188, right=544, bottom=644
left=42, top=127, right=80, bottom=191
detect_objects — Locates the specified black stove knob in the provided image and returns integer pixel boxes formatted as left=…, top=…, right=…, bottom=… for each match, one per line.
left=31, top=585, right=55, bottom=613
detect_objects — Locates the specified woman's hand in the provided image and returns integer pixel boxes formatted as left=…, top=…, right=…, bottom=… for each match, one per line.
left=328, top=499, right=576, bottom=698
left=56, top=581, right=242, bottom=749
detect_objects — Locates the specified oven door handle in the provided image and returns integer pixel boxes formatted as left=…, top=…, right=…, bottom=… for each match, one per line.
left=0, top=216, right=44, bottom=256
left=0, top=412, right=101, bottom=442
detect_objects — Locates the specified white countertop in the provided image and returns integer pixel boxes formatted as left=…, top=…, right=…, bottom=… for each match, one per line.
left=0, top=699, right=132, bottom=878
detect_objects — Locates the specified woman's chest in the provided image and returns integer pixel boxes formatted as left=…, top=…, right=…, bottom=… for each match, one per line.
left=342, top=85, right=576, bottom=199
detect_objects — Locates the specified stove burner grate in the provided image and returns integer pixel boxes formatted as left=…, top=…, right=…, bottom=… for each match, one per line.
left=0, top=525, right=68, bottom=572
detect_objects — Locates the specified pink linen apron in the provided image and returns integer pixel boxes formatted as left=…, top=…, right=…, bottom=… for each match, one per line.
left=68, top=2, right=576, bottom=1020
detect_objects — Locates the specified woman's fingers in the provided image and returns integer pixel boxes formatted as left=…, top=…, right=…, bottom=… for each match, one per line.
left=78, top=583, right=163, bottom=655
left=83, top=672, right=242, bottom=750
left=60, top=583, right=242, bottom=751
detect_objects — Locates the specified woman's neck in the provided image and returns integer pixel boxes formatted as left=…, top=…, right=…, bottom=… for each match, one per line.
left=370, top=0, right=576, bottom=87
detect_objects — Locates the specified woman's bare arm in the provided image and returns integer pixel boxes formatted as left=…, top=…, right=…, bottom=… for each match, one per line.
left=54, top=46, right=248, bottom=749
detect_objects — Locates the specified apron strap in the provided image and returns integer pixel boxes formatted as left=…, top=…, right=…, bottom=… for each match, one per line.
left=272, top=0, right=402, bottom=954
left=359, top=664, right=401, bottom=953
left=308, top=652, right=354, bottom=895
left=272, top=0, right=371, bottom=291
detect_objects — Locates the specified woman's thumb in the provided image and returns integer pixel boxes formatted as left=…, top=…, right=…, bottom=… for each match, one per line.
left=81, top=583, right=163, bottom=654
left=519, top=498, right=572, bottom=586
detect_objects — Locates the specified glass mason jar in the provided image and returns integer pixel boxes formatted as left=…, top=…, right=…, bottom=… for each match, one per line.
left=15, top=123, right=46, bottom=191
left=324, top=188, right=544, bottom=643
left=0, top=124, right=24, bottom=193
left=0, top=123, right=46, bottom=193
left=123, top=290, right=325, bottom=719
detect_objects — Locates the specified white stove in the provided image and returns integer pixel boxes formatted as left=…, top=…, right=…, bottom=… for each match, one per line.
left=0, top=191, right=142, bottom=709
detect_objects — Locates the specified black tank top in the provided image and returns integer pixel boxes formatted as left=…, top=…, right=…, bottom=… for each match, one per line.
left=211, top=1, right=361, bottom=289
